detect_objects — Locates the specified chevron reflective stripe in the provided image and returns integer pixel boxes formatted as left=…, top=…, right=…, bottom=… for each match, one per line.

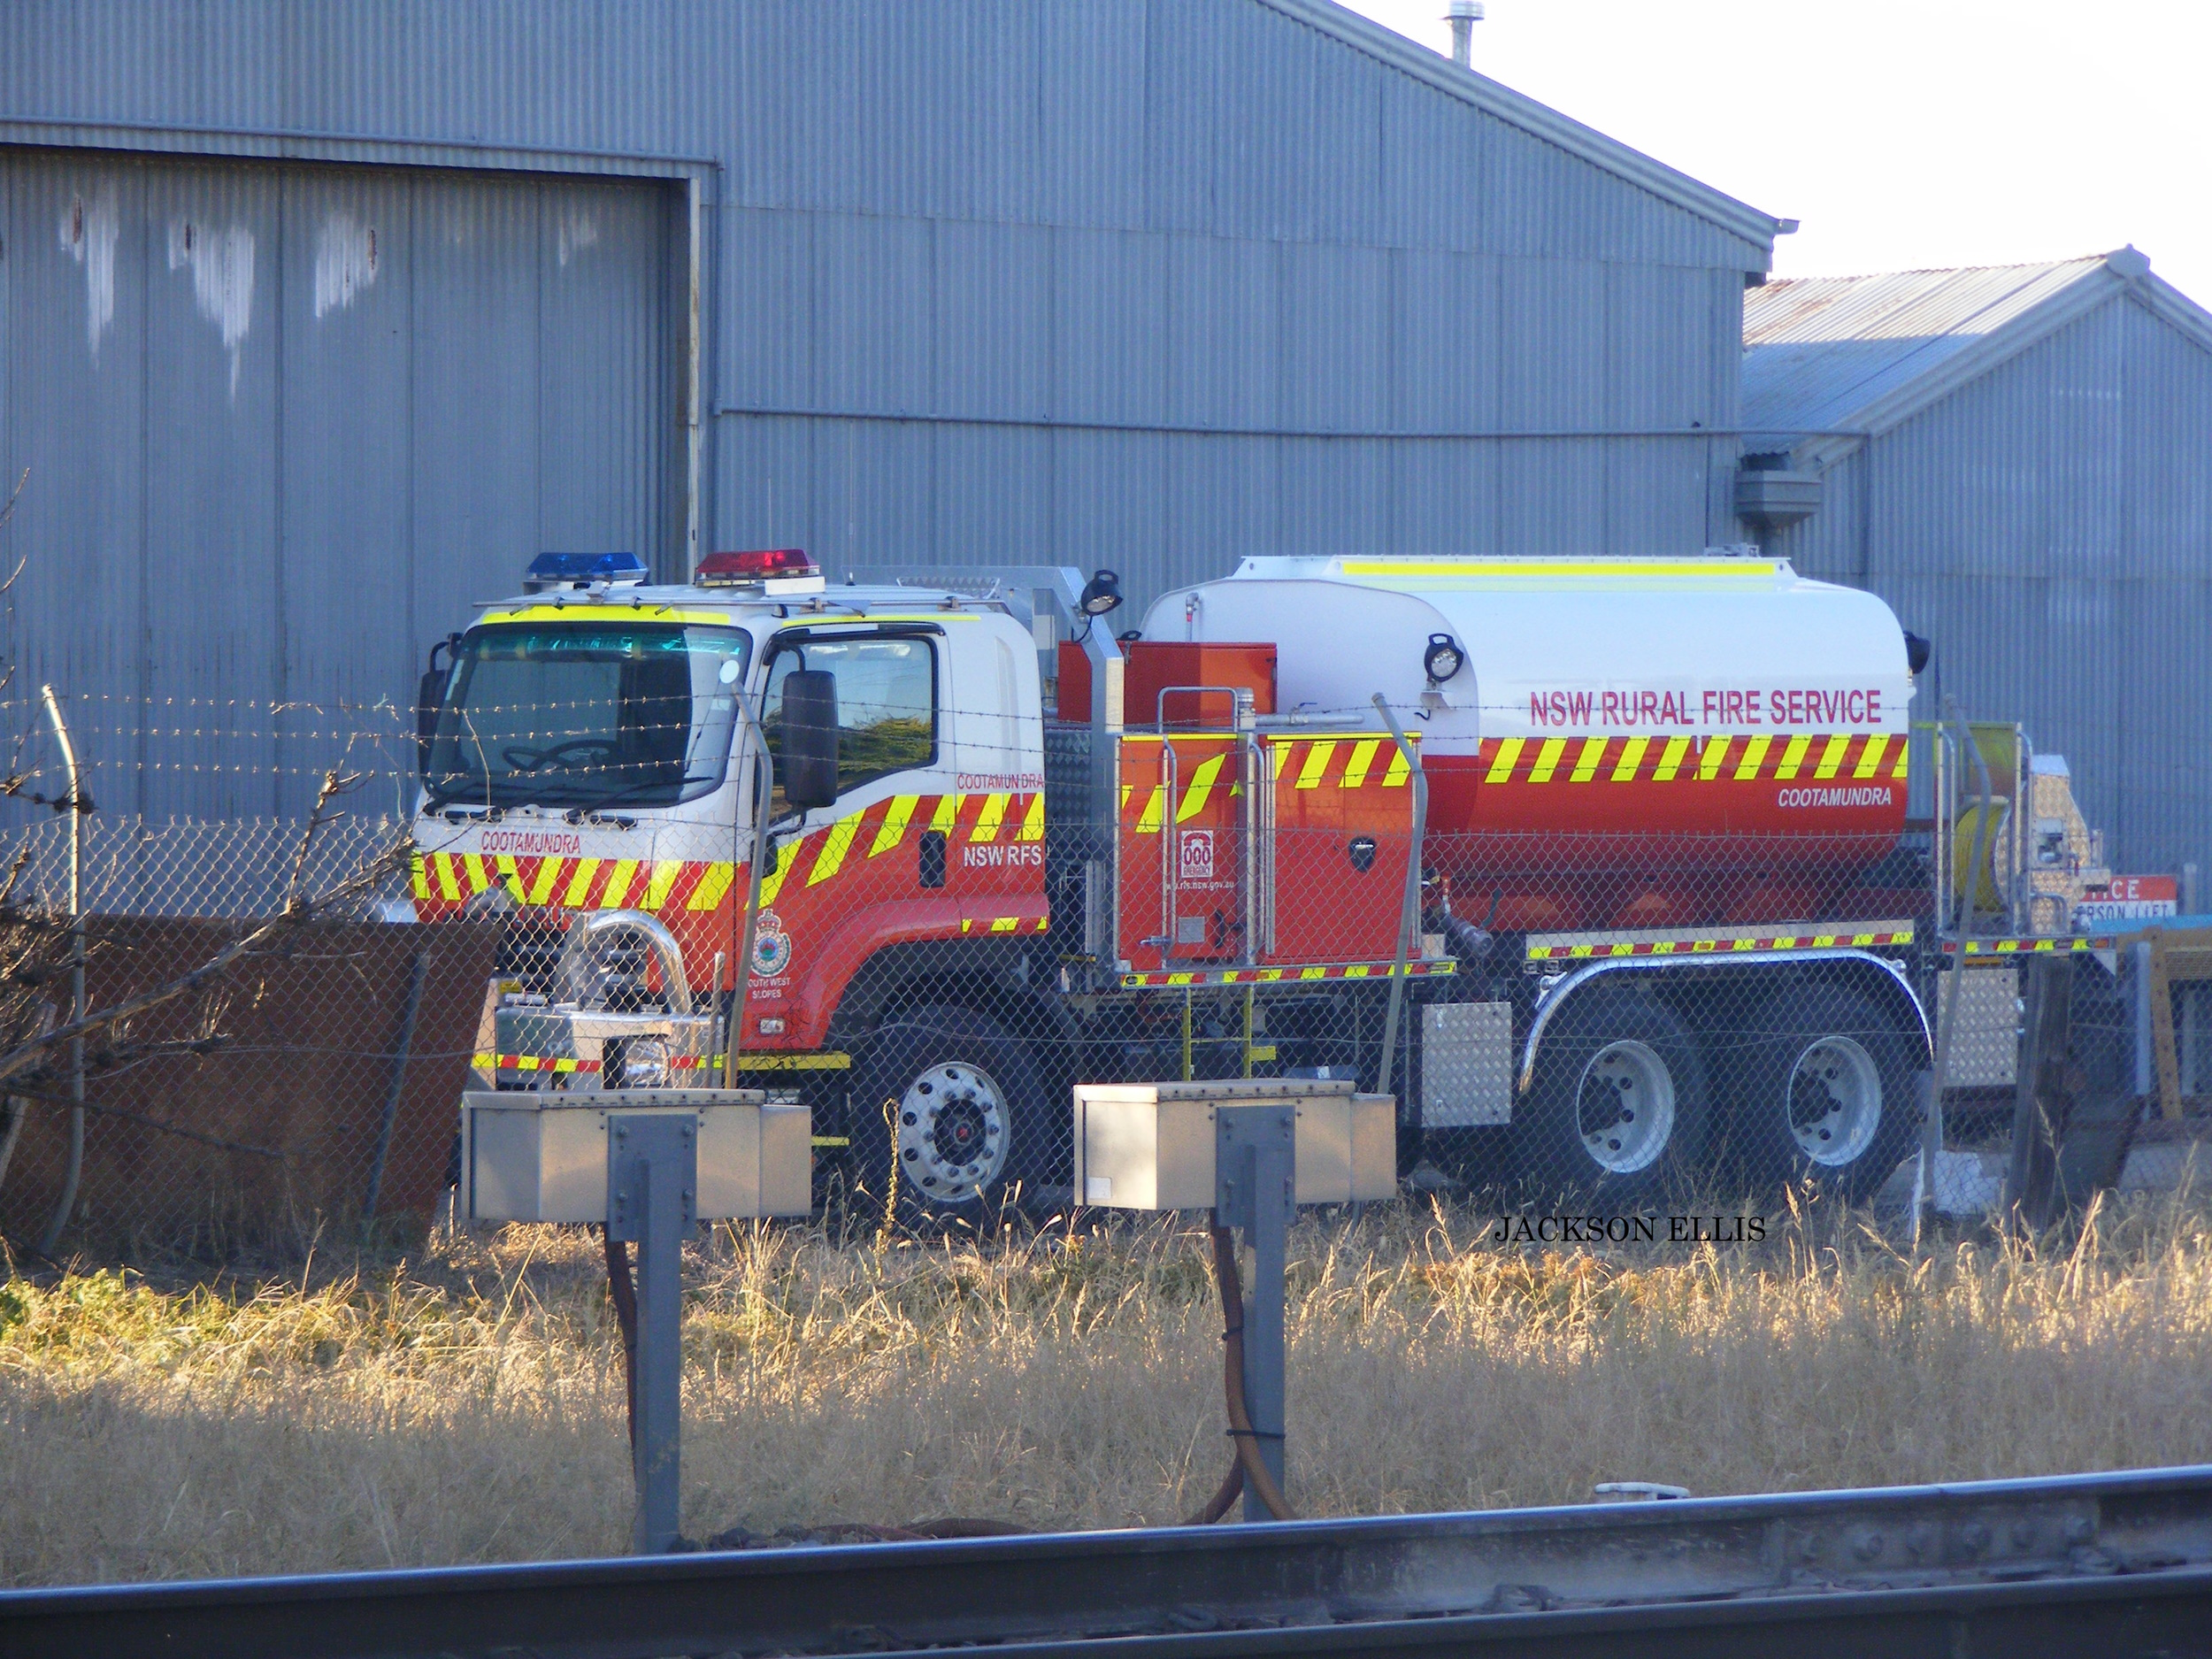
left=1176, top=755, right=1226, bottom=821
left=686, top=862, right=734, bottom=910
left=1340, top=738, right=1381, bottom=788
left=969, top=793, right=1010, bottom=843
left=1526, top=927, right=1915, bottom=962
left=1479, top=733, right=1904, bottom=785
left=1294, top=741, right=1337, bottom=790
left=873, top=795, right=918, bottom=856
left=480, top=1051, right=854, bottom=1073
left=960, top=914, right=1052, bottom=934
left=1953, top=935, right=2108, bottom=956
left=807, top=811, right=864, bottom=886
left=1119, top=958, right=1456, bottom=989
left=1019, top=793, right=1046, bottom=841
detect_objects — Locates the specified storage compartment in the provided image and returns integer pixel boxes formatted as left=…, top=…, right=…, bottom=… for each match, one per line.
left=1071, top=1079, right=1395, bottom=1209
left=1124, top=641, right=1276, bottom=728
left=461, top=1088, right=810, bottom=1221
left=1421, top=1002, right=1514, bottom=1125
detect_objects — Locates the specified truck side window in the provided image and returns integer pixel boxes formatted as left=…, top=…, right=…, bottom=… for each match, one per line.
left=761, top=634, right=937, bottom=814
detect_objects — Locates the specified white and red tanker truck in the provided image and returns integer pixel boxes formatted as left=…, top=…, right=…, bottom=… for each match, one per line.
left=409, top=546, right=1961, bottom=1213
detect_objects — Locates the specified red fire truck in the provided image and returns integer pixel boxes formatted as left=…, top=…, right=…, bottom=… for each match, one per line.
left=411, top=548, right=1946, bottom=1214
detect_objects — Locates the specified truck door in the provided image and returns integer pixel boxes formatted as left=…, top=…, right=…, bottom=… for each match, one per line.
left=744, top=625, right=962, bottom=1045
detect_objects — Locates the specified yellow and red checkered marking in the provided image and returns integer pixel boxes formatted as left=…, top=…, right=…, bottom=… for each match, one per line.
left=476, top=1050, right=854, bottom=1073
left=1118, top=958, right=1457, bottom=989
left=1948, top=935, right=2110, bottom=957
left=1525, top=927, right=1915, bottom=962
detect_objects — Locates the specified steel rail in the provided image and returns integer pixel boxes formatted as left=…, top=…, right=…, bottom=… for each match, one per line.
left=4, top=1463, right=2210, bottom=1659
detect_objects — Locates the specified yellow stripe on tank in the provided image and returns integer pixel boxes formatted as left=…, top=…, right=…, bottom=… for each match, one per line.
left=1732, top=736, right=1770, bottom=781
left=1814, top=733, right=1852, bottom=780
left=1611, top=736, right=1648, bottom=782
left=1527, top=737, right=1567, bottom=784
left=1340, top=739, right=1381, bottom=789
left=1296, top=741, right=1337, bottom=790
left=1485, top=738, right=1524, bottom=785
left=1654, top=736, right=1690, bottom=781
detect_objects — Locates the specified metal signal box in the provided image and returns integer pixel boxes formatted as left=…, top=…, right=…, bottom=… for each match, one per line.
left=461, top=1088, right=810, bottom=1222
left=1071, top=1079, right=1394, bottom=1210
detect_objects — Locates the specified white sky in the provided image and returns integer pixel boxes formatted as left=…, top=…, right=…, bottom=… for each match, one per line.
left=1339, top=0, right=2212, bottom=303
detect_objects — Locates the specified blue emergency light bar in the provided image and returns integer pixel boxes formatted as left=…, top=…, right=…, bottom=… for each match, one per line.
left=524, top=551, right=649, bottom=592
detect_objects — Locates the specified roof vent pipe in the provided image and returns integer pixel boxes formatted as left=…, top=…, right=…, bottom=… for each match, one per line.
left=1445, top=1, right=1484, bottom=66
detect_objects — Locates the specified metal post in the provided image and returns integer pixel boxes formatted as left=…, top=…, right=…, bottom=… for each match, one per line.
left=1916, top=703, right=1993, bottom=1250
left=361, top=950, right=429, bottom=1232
left=607, top=1112, right=698, bottom=1555
left=726, top=696, right=777, bottom=1087
left=1217, top=1103, right=1294, bottom=1522
left=1371, top=695, right=1427, bottom=1102
left=36, top=687, right=85, bottom=1257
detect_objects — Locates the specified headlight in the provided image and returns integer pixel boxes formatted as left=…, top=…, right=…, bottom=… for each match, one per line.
left=614, top=1036, right=671, bottom=1088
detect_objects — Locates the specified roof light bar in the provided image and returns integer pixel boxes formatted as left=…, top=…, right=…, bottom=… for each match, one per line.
left=694, top=548, right=825, bottom=594
left=524, top=551, right=649, bottom=593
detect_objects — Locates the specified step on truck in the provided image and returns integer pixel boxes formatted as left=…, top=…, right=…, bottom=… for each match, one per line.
left=408, top=546, right=1955, bottom=1215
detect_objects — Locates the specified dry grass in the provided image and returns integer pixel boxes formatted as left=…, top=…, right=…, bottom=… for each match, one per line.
left=4, top=1191, right=2212, bottom=1586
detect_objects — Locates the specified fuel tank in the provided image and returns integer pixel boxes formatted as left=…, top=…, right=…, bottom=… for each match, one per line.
left=1140, top=554, right=1916, bottom=932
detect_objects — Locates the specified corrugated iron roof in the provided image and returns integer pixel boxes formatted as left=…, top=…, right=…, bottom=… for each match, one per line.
left=1742, top=255, right=2112, bottom=450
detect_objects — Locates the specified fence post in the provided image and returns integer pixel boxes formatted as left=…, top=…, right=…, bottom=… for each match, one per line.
left=360, top=949, right=429, bottom=1232
left=2004, top=955, right=2075, bottom=1234
left=35, top=687, right=87, bottom=1257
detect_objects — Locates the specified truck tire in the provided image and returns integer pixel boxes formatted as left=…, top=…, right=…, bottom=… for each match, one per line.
left=850, top=1005, right=1044, bottom=1220
left=1517, top=981, right=1709, bottom=1210
left=1721, top=983, right=1918, bottom=1202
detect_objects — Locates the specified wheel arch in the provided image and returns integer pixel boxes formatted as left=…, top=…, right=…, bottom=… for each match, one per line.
left=1519, top=950, right=1930, bottom=1094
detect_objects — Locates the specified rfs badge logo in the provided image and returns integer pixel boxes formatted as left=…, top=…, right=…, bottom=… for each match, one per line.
left=751, top=910, right=793, bottom=977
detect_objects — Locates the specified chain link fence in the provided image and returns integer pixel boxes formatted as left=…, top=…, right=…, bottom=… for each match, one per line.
left=1, top=687, right=2203, bottom=1263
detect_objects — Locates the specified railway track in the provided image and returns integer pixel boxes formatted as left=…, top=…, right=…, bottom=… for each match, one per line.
left=4, top=1464, right=2210, bottom=1659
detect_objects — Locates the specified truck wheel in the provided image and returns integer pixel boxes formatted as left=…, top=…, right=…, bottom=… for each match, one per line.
left=1724, top=983, right=1917, bottom=1202
left=850, top=1005, right=1042, bottom=1219
left=1517, top=982, right=1709, bottom=1209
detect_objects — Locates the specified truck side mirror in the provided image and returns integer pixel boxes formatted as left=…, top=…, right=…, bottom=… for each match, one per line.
left=780, top=669, right=840, bottom=810
left=415, top=635, right=460, bottom=772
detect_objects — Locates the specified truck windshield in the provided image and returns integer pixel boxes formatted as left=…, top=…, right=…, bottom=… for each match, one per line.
left=424, top=621, right=751, bottom=809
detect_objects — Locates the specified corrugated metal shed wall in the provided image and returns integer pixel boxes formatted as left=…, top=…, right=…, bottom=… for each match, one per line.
left=1, top=0, right=1770, bottom=818
left=1, top=148, right=678, bottom=815
left=1770, top=293, right=2212, bottom=873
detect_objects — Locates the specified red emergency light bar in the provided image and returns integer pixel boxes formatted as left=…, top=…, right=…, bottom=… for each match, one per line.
left=695, top=548, right=818, bottom=587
